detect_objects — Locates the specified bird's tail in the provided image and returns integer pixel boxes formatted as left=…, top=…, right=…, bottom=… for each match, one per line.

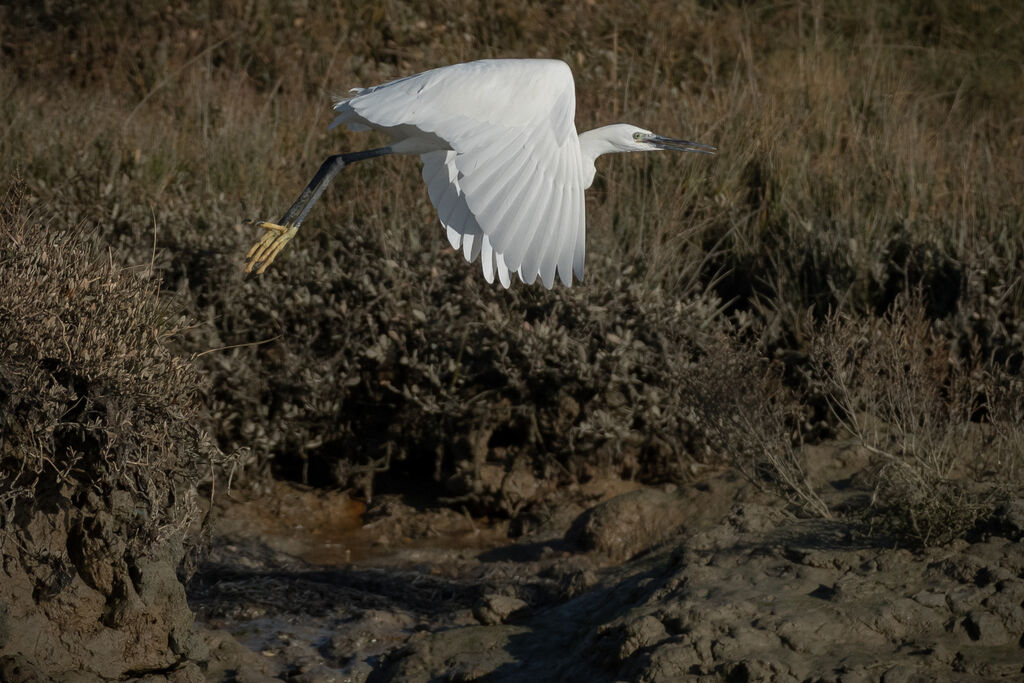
left=328, top=88, right=369, bottom=132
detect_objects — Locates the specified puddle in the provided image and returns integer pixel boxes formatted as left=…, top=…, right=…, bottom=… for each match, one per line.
left=211, top=479, right=511, bottom=567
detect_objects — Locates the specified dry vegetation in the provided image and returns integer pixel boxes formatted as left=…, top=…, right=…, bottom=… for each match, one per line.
left=811, top=297, right=1024, bottom=545
left=1, top=0, right=1023, bottom=548
left=0, top=179, right=213, bottom=676
left=0, top=179, right=209, bottom=553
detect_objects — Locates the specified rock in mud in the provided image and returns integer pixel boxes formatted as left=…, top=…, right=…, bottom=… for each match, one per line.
left=962, top=609, right=1013, bottom=645
left=474, top=595, right=528, bottom=625
left=565, top=488, right=688, bottom=561
left=368, top=626, right=528, bottom=683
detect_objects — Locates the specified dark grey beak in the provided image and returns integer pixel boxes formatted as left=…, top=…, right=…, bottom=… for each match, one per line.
left=645, top=134, right=717, bottom=155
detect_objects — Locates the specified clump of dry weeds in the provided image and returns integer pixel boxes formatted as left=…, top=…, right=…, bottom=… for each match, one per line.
left=682, top=336, right=830, bottom=519
left=810, top=297, right=1024, bottom=546
left=0, top=177, right=220, bottom=674
left=0, top=178, right=211, bottom=558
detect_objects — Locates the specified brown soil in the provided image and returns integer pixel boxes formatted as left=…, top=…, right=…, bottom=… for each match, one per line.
left=187, top=446, right=1024, bottom=682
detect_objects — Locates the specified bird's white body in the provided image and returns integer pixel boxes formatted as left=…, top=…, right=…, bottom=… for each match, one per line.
left=244, top=59, right=714, bottom=285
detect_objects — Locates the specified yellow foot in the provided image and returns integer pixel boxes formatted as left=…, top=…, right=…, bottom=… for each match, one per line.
left=244, top=221, right=298, bottom=274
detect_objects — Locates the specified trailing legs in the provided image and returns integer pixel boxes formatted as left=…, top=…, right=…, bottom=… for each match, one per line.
left=244, top=147, right=391, bottom=274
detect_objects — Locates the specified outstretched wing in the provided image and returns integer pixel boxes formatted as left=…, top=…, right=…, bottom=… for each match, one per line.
left=331, top=59, right=586, bottom=288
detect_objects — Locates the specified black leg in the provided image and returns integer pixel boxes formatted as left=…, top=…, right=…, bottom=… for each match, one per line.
left=281, top=147, right=392, bottom=228
left=279, top=154, right=345, bottom=227
left=244, top=147, right=391, bottom=274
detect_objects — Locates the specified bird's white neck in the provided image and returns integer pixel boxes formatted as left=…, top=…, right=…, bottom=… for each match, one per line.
left=578, top=125, right=637, bottom=189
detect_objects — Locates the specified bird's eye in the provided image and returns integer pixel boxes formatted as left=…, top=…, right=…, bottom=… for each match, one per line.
left=633, top=132, right=643, bottom=141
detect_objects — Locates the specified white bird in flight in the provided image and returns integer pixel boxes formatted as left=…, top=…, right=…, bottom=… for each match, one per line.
left=244, top=58, right=715, bottom=288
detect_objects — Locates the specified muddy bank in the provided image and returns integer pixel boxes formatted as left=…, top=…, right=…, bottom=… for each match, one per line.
left=191, top=449, right=1024, bottom=681
left=2, top=194, right=1021, bottom=680
left=0, top=184, right=211, bottom=681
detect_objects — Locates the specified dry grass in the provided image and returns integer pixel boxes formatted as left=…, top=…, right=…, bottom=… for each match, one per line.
left=682, top=335, right=831, bottom=519
left=1, top=1, right=1022, bottom=544
left=0, top=178, right=211, bottom=554
left=810, top=296, right=1023, bottom=545
left=4, top=2, right=1020, bottom=290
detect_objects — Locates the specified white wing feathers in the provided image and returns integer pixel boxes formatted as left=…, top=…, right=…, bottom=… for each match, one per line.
left=330, top=59, right=586, bottom=288
left=420, top=149, right=510, bottom=287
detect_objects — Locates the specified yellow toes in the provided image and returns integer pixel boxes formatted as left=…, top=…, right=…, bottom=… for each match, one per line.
left=244, top=222, right=298, bottom=274
left=257, top=221, right=289, bottom=234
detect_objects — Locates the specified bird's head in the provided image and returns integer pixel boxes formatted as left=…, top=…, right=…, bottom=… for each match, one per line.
left=601, top=123, right=717, bottom=155
left=578, top=123, right=716, bottom=189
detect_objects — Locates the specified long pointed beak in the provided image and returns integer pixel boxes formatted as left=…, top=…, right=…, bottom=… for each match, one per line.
left=645, top=134, right=717, bottom=155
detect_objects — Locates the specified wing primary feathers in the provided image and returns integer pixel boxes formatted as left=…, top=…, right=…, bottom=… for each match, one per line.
left=544, top=145, right=575, bottom=287
left=454, top=126, right=532, bottom=203
left=572, top=185, right=586, bottom=281
left=542, top=169, right=571, bottom=288
left=462, top=232, right=477, bottom=262
left=478, top=157, right=543, bottom=268
left=560, top=146, right=585, bottom=285
left=446, top=224, right=462, bottom=249
left=480, top=235, right=495, bottom=283
left=458, top=160, right=542, bottom=259
left=516, top=165, right=561, bottom=286
left=496, top=250, right=511, bottom=288
left=558, top=182, right=580, bottom=285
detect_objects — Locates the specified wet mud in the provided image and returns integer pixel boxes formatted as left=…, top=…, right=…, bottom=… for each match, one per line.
left=189, top=447, right=1024, bottom=682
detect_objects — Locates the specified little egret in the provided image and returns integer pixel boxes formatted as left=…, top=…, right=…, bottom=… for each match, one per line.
left=244, top=58, right=715, bottom=288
